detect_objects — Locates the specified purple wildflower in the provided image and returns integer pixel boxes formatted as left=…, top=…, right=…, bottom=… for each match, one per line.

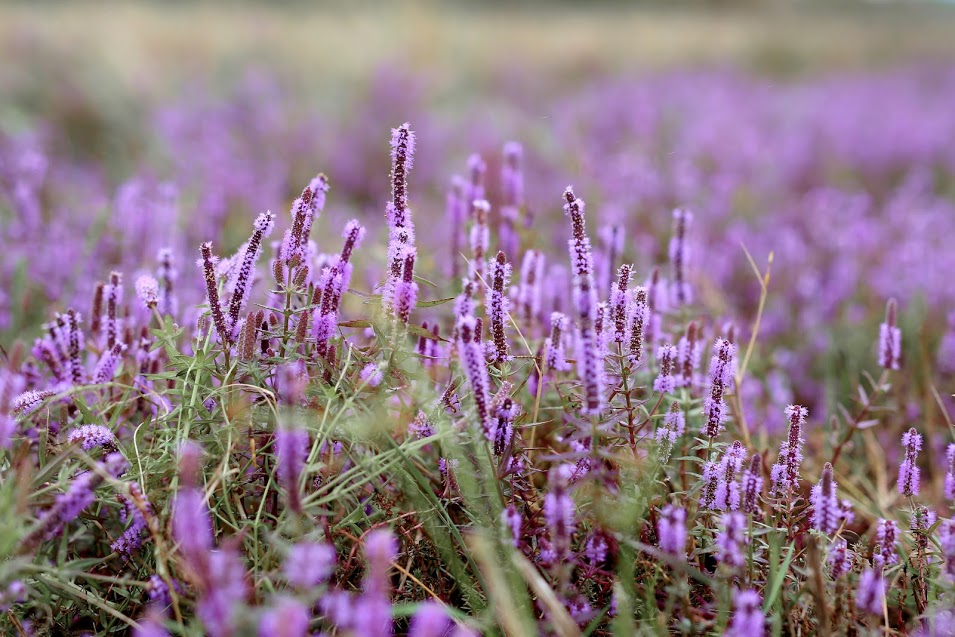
left=276, top=361, right=308, bottom=406
left=275, top=425, right=309, bottom=513
left=105, top=272, right=123, bottom=350
left=609, top=264, right=632, bottom=344
left=11, top=389, right=55, bottom=416
left=359, top=363, right=384, bottom=388
left=283, top=176, right=329, bottom=268
left=585, top=532, right=609, bottom=564
left=597, top=223, right=624, bottom=298
left=133, top=608, right=170, bottom=637
left=355, top=529, right=397, bottom=637
left=502, top=141, right=525, bottom=225
left=878, top=298, right=902, bottom=370
left=644, top=268, right=664, bottom=345
left=544, top=465, right=577, bottom=560
left=156, top=248, right=177, bottom=317
left=492, top=398, right=517, bottom=456
left=197, top=545, right=248, bottom=637
left=741, top=454, right=763, bottom=515
left=910, top=505, right=936, bottom=553
left=199, top=242, right=230, bottom=345
left=259, top=596, right=310, bottom=637
left=226, top=210, right=275, bottom=339
left=457, top=315, right=493, bottom=440
left=946, top=444, right=955, bottom=500
left=27, top=452, right=128, bottom=546
left=939, top=311, right=955, bottom=375
left=408, top=410, right=435, bottom=439
left=0, top=581, right=25, bottom=613
left=172, top=485, right=213, bottom=570
left=873, top=519, right=899, bottom=569
left=811, top=462, right=840, bottom=534
left=676, top=321, right=701, bottom=388
left=700, top=460, right=721, bottom=511
left=516, top=249, right=544, bottom=326
left=466, top=153, right=486, bottom=203
left=453, top=279, right=477, bottom=331
left=392, top=248, right=419, bottom=326
left=390, top=123, right=415, bottom=216
left=502, top=504, right=523, bottom=548
left=468, top=199, right=490, bottom=284
left=65, top=309, right=85, bottom=386
left=486, top=251, right=512, bottom=363
left=92, top=342, right=126, bottom=384
left=712, top=441, right=747, bottom=511
left=656, top=403, right=685, bottom=462
left=112, top=482, right=152, bottom=557
left=146, top=574, right=173, bottom=607
left=702, top=338, right=735, bottom=438
left=827, top=539, right=852, bottom=578
left=314, top=219, right=366, bottom=356
left=770, top=405, right=807, bottom=497
left=135, top=275, right=159, bottom=310
left=0, top=415, right=14, bottom=450
left=90, top=281, right=105, bottom=337
left=653, top=343, right=677, bottom=394
left=285, top=541, right=336, bottom=589
left=595, top=301, right=609, bottom=368
left=34, top=326, right=67, bottom=383
left=383, top=124, right=417, bottom=313
left=898, top=427, right=921, bottom=497
left=498, top=143, right=523, bottom=258
left=564, top=186, right=604, bottom=416
left=172, top=444, right=213, bottom=569
left=726, top=589, right=764, bottom=637
left=408, top=602, right=451, bottom=637
left=627, top=286, right=648, bottom=366
left=657, top=504, right=686, bottom=559
left=668, top=208, right=692, bottom=306
left=856, top=568, right=884, bottom=616
left=67, top=424, right=118, bottom=452
left=544, top=312, right=569, bottom=372
left=715, top=512, right=748, bottom=569
left=939, top=519, right=955, bottom=580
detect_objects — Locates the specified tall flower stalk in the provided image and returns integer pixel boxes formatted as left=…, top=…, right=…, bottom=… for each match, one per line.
left=564, top=186, right=604, bottom=417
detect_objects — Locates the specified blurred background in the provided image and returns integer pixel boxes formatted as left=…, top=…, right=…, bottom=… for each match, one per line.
left=4, top=1, right=955, bottom=167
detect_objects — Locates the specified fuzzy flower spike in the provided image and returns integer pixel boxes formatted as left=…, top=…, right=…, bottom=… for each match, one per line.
left=810, top=462, right=840, bottom=534
left=384, top=123, right=417, bottom=315
left=669, top=208, right=692, bottom=306
left=898, top=427, right=922, bottom=498
left=486, top=251, right=512, bottom=363
left=564, top=186, right=604, bottom=416
left=226, top=210, right=275, bottom=340
left=878, top=297, right=902, bottom=370
left=313, top=219, right=367, bottom=356
left=770, top=405, right=807, bottom=497
left=702, top=337, right=735, bottom=438
left=199, top=242, right=229, bottom=346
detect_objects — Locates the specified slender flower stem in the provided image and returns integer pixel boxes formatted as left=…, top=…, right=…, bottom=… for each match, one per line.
left=830, top=369, right=889, bottom=466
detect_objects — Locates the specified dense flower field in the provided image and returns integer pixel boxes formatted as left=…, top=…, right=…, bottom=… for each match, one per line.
left=1, top=66, right=955, bottom=636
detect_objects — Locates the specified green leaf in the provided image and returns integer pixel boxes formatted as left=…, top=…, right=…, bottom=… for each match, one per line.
left=763, top=542, right=795, bottom=612
left=416, top=296, right=456, bottom=308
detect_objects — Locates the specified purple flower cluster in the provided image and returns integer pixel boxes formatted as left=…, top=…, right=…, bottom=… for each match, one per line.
left=898, top=427, right=922, bottom=498
left=4, top=80, right=955, bottom=635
